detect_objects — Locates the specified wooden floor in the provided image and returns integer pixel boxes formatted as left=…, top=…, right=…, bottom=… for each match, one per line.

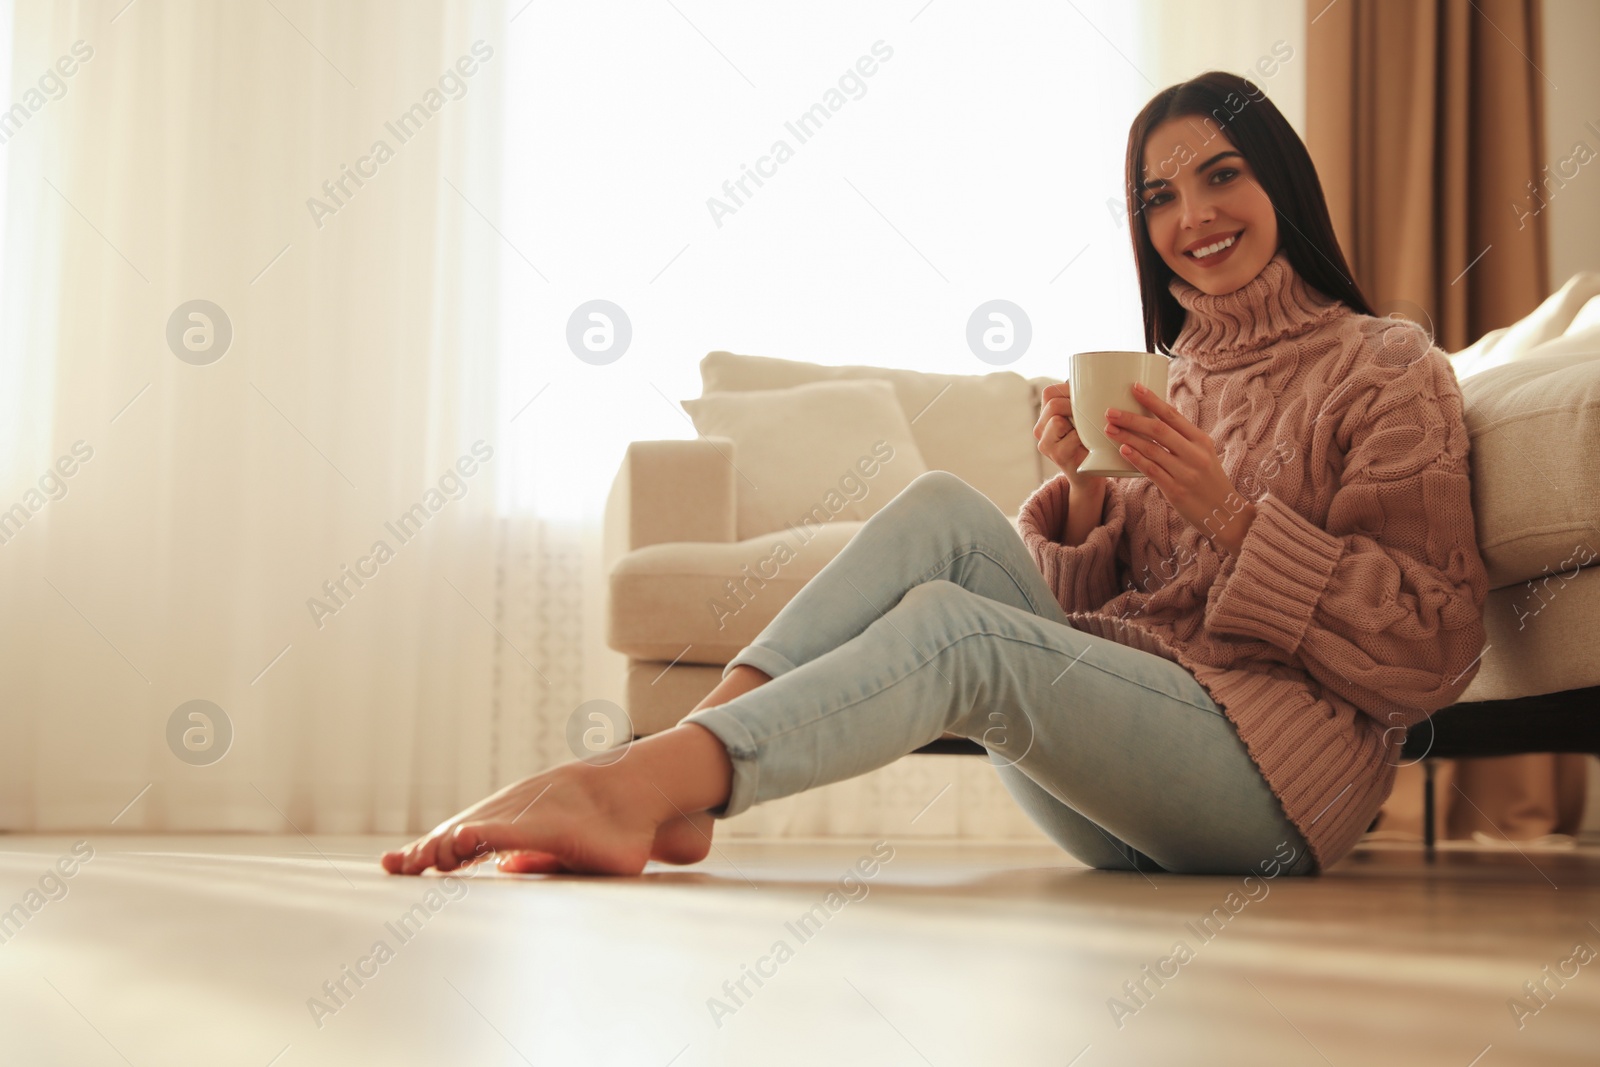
left=1, top=834, right=1596, bottom=1066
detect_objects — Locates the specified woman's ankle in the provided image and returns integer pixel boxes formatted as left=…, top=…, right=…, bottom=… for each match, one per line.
left=597, top=722, right=735, bottom=821
left=689, top=663, right=772, bottom=714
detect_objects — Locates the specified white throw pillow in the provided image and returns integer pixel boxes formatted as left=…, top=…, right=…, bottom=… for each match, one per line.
left=682, top=379, right=930, bottom=541
left=701, top=350, right=1046, bottom=517
left=1450, top=270, right=1600, bottom=380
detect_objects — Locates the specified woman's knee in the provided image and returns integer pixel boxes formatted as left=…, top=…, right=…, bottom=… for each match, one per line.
left=899, top=470, right=1009, bottom=534
left=902, top=469, right=975, bottom=505
left=892, top=579, right=989, bottom=630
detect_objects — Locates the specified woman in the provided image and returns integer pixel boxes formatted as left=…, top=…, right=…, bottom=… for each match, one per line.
left=382, top=71, right=1489, bottom=879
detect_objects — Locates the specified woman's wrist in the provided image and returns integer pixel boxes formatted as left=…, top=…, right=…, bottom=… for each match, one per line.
left=1062, top=477, right=1108, bottom=547
left=1065, top=478, right=1106, bottom=500
left=1064, top=471, right=1108, bottom=498
left=1211, top=500, right=1259, bottom=556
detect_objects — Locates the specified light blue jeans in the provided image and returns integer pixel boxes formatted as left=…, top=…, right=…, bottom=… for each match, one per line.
left=680, top=470, right=1316, bottom=876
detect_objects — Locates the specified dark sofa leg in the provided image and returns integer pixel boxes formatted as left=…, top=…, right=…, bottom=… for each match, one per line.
left=1423, top=759, right=1436, bottom=861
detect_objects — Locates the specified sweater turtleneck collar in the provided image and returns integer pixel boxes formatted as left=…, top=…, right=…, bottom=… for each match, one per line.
left=1167, top=249, right=1347, bottom=369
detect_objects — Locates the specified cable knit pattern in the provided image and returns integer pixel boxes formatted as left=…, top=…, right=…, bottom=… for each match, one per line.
left=1016, top=251, right=1490, bottom=873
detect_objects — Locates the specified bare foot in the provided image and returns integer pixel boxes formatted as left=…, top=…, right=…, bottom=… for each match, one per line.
left=380, top=723, right=733, bottom=877
left=379, top=760, right=664, bottom=876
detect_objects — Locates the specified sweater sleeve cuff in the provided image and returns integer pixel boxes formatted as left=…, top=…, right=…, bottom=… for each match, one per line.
left=1017, top=475, right=1122, bottom=612
left=1016, top=473, right=1073, bottom=541
left=1206, top=491, right=1343, bottom=654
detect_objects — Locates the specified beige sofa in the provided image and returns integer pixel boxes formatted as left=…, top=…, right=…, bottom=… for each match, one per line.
left=605, top=294, right=1600, bottom=751
left=603, top=352, right=1061, bottom=735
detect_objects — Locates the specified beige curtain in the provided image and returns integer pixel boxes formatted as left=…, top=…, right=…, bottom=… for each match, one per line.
left=1305, top=0, right=1583, bottom=843
left=1305, top=0, right=1549, bottom=350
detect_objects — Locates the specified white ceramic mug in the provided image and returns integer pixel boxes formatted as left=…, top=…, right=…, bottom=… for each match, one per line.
left=1068, top=350, right=1173, bottom=478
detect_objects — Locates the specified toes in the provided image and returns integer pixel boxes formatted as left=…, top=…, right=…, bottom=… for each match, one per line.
left=434, top=828, right=462, bottom=872
left=383, top=831, right=483, bottom=876
left=383, top=838, right=430, bottom=875
left=450, top=823, right=516, bottom=867
left=386, top=808, right=537, bottom=875
left=403, top=835, right=443, bottom=875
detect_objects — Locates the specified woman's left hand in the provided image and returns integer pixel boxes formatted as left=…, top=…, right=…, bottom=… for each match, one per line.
left=1103, top=381, right=1257, bottom=555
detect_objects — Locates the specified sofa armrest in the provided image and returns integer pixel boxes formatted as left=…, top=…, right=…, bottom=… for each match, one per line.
left=604, top=437, right=738, bottom=566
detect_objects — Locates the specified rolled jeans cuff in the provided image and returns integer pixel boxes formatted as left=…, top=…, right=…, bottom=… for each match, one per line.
left=676, top=705, right=762, bottom=819
left=722, top=644, right=796, bottom=682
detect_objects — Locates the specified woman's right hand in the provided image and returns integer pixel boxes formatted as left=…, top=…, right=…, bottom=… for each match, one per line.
left=1034, top=382, right=1109, bottom=496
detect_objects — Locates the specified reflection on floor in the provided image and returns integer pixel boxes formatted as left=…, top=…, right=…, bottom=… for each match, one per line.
left=1, top=834, right=1596, bottom=1066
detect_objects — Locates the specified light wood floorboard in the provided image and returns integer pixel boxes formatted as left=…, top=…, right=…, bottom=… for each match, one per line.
left=1, top=835, right=1596, bottom=1065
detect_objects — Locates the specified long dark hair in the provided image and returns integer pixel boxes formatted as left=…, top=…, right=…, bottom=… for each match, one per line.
left=1124, top=70, right=1375, bottom=355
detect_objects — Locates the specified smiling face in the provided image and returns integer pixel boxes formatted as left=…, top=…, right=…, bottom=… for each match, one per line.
left=1138, top=117, right=1279, bottom=295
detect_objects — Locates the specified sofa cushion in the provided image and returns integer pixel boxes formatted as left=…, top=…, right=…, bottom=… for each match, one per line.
left=681, top=378, right=929, bottom=541
left=609, top=519, right=870, bottom=663
left=1515, top=318, right=1600, bottom=364
left=1449, top=270, right=1600, bottom=380
left=1458, top=349, right=1600, bottom=589
left=701, top=350, right=1047, bottom=517
left=610, top=501, right=1029, bottom=664
left=1458, top=562, right=1600, bottom=703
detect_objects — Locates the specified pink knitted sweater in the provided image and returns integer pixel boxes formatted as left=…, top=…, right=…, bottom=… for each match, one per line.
left=1017, top=250, right=1490, bottom=872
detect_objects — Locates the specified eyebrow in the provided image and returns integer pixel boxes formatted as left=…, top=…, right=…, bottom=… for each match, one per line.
left=1139, top=150, right=1243, bottom=192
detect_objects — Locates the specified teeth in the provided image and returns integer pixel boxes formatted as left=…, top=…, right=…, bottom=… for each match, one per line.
left=1189, top=235, right=1236, bottom=259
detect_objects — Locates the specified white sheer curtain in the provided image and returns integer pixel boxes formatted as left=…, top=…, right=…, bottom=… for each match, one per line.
left=0, top=0, right=509, bottom=832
